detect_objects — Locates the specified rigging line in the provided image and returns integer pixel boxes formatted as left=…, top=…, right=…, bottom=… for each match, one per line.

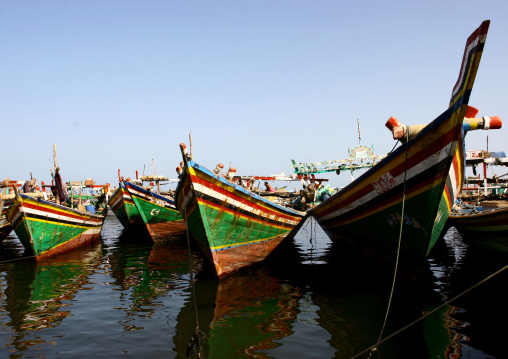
left=183, top=203, right=205, bottom=358
left=351, top=262, right=508, bottom=359
left=376, top=130, right=410, bottom=346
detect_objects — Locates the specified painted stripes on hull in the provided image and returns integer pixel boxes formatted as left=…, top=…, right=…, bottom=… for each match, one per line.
left=9, top=198, right=103, bottom=229
left=450, top=208, right=508, bottom=232
left=7, top=195, right=104, bottom=259
left=185, top=167, right=302, bottom=227
left=108, top=186, right=134, bottom=212
left=125, top=182, right=177, bottom=210
left=124, top=181, right=185, bottom=238
left=314, top=134, right=456, bottom=226
left=175, top=160, right=306, bottom=277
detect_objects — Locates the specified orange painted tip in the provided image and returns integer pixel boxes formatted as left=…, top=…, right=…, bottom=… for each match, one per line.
left=385, top=116, right=401, bottom=131
left=180, top=161, right=184, bottom=166
left=228, top=167, right=236, bottom=172
left=217, top=163, right=224, bottom=168
left=465, top=105, right=479, bottom=119
left=180, top=143, right=186, bottom=149
left=489, top=116, right=502, bottom=129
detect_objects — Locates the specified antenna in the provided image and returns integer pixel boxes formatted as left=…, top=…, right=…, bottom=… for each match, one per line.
left=357, top=119, right=362, bottom=145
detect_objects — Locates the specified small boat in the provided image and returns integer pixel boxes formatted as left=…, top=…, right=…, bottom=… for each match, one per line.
left=0, top=182, right=13, bottom=241
left=449, top=201, right=508, bottom=251
left=6, top=145, right=108, bottom=260
left=0, top=180, right=28, bottom=242
left=108, top=171, right=145, bottom=233
left=174, top=145, right=307, bottom=278
left=124, top=177, right=186, bottom=239
left=308, top=21, right=490, bottom=279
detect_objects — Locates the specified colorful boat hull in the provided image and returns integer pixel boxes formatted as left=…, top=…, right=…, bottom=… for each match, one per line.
left=124, top=181, right=186, bottom=239
left=175, top=158, right=306, bottom=278
left=449, top=207, right=508, bottom=251
left=108, top=183, right=145, bottom=232
left=6, top=194, right=105, bottom=260
left=308, top=21, right=489, bottom=278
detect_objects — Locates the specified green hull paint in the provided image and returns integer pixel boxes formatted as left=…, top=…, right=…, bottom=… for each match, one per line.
left=14, top=217, right=94, bottom=257
left=197, top=201, right=292, bottom=250
left=108, top=186, right=144, bottom=232
left=8, top=196, right=104, bottom=259
left=428, top=195, right=450, bottom=254
left=115, top=200, right=144, bottom=230
left=326, top=187, right=443, bottom=274
left=132, top=196, right=183, bottom=226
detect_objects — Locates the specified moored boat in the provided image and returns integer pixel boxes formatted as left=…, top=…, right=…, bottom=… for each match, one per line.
left=174, top=144, right=307, bottom=278
left=449, top=202, right=508, bottom=251
left=108, top=171, right=145, bottom=233
left=308, top=21, right=490, bottom=280
left=5, top=145, right=108, bottom=260
left=124, top=178, right=186, bottom=239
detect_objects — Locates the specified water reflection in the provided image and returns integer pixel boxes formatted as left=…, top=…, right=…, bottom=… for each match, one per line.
left=0, top=215, right=506, bottom=358
left=2, top=243, right=101, bottom=352
left=175, top=267, right=303, bottom=359
left=105, top=231, right=203, bottom=323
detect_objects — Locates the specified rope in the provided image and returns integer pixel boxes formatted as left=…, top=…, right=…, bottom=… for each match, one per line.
left=375, top=130, right=410, bottom=348
left=351, top=262, right=508, bottom=359
left=183, top=203, right=206, bottom=359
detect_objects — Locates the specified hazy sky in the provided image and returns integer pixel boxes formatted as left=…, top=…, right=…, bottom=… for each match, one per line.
left=2, top=1, right=507, bottom=189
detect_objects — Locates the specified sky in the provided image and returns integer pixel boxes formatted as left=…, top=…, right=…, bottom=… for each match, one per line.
left=1, top=1, right=507, bottom=190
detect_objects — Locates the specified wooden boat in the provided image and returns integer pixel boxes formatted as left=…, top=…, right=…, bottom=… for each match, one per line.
left=1, top=181, right=28, bottom=242
left=448, top=200, right=508, bottom=251
left=5, top=145, right=108, bottom=260
left=108, top=174, right=144, bottom=233
left=124, top=178, right=186, bottom=239
left=308, top=21, right=490, bottom=279
left=449, top=203, right=508, bottom=234
left=0, top=183, right=13, bottom=241
left=174, top=144, right=307, bottom=278
left=7, top=190, right=107, bottom=260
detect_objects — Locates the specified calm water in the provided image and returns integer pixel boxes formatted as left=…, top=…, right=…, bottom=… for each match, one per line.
left=1, top=213, right=507, bottom=358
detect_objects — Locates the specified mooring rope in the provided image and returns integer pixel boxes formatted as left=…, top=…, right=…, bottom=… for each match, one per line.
left=375, top=130, right=410, bottom=348
left=183, top=203, right=205, bottom=359
left=351, top=262, right=508, bottom=359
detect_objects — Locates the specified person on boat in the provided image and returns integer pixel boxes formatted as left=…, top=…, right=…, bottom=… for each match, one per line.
left=303, top=181, right=318, bottom=203
left=264, top=182, right=275, bottom=192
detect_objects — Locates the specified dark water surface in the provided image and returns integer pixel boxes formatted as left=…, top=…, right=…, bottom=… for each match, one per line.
left=1, top=213, right=507, bottom=358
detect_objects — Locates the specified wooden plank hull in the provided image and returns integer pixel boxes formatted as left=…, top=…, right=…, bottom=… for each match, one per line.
left=309, top=21, right=489, bottom=278
left=124, top=181, right=186, bottom=239
left=108, top=183, right=145, bottom=232
left=449, top=207, right=508, bottom=251
left=449, top=207, right=508, bottom=233
left=175, top=160, right=306, bottom=278
left=6, top=194, right=105, bottom=260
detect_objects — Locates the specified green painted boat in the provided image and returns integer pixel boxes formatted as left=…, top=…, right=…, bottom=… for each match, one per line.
left=108, top=181, right=145, bottom=233
left=174, top=145, right=307, bottom=278
left=7, top=189, right=107, bottom=260
left=125, top=180, right=186, bottom=239
left=309, top=21, right=490, bottom=280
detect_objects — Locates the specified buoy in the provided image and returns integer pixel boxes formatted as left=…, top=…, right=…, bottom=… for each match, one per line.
left=227, top=167, right=236, bottom=180
left=213, top=163, right=224, bottom=175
